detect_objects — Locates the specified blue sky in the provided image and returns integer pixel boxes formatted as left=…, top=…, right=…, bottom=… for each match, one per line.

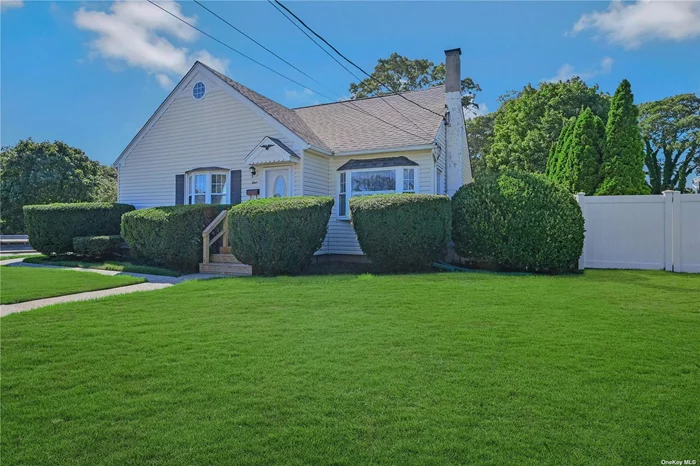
left=2, top=1, right=699, bottom=166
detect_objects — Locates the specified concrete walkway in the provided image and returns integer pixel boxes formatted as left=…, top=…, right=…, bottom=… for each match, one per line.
left=1, top=283, right=172, bottom=317
left=1, top=258, right=227, bottom=316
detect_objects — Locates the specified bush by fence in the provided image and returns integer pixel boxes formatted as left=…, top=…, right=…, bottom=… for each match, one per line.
left=121, top=204, right=230, bottom=272
left=228, top=197, right=333, bottom=275
left=23, top=202, right=134, bottom=255
left=452, top=170, right=584, bottom=273
left=73, top=235, right=124, bottom=259
left=350, top=194, right=451, bottom=272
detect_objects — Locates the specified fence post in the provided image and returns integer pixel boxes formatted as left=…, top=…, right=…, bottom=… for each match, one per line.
left=671, top=190, right=682, bottom=272
left=663, top=191, right=674, bottom=271
left=576, top=193, right=586, bottom=270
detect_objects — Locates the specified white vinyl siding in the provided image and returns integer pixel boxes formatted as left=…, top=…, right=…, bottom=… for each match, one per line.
left=324, top=150, right=435, bottom=255
left=116, top=71, right=301, bottom=208
left=302, top=151, right=331, bottom=254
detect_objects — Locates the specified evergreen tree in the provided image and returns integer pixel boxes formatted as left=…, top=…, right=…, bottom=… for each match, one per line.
left=596, top=80, right=649, bottom=195
left=546, top=117, right=575, bottom=180
left=556, top=108, right=605, bottom=194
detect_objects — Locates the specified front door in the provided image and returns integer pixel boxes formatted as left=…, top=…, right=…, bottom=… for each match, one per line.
left=265, top=168, right=289, bottom=198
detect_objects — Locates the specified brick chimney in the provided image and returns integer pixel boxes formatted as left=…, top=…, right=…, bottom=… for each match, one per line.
left=444, top=48, right=472, bottom=196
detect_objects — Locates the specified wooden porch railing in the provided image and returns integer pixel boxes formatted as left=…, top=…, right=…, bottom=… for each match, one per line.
left=202, top=210, right=229, bottom=264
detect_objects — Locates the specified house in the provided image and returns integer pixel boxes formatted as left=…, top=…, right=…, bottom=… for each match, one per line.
left=114, top=48, right=471, bottom=259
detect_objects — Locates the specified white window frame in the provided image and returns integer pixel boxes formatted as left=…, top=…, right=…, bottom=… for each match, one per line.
left=337, top=166, right=418, bottom=220
left=186, top=170, right=230, bottom=205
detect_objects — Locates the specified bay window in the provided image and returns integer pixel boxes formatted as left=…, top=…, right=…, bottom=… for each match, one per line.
left=187, top=170, right=228, bottom=205
left=337, top=167, right=417, bottom=219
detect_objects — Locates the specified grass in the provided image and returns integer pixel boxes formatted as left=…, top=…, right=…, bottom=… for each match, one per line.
left=23, top=256, right=181, bottom=277
left=1, top=270, right=698, bottom=465
left=0, top=266, right=145, bottom=304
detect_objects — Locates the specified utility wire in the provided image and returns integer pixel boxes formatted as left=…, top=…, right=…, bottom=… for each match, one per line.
left=148, top=0, right=428, bottom=141
left=147, top=0, right=335, bottom=101
left=273, top=0, right=446, bottom=120
left=192, top=0, right=339, bottom=100
left=266, top=0, right=433, bottom=137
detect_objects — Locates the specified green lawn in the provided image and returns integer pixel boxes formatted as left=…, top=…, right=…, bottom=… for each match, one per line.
left=0, top=254, right=41, bottom=261
left=23, top=256, right=181, bottom=277
left=0, top=266, right=145, bottom=304
left=1, top=270, right=698, bottom=465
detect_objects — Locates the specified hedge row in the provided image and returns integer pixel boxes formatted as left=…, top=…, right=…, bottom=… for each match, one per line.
left=23, top=202, right=134, bottom=255
left=73, top=235, right=124, bottom=259
left=350, top=194, right=451, bottom=272
left=121, top=204, right=230, bottom=272
left=228, top=197, right=333, bottom=275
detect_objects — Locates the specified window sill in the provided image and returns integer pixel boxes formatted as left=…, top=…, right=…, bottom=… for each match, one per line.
left=337, top=216, right=351, bottom=221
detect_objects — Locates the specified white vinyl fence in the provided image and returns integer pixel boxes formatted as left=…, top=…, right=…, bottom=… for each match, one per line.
left=577, top=191, right=700, bottom=273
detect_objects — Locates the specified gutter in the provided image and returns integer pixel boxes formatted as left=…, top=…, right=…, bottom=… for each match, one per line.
left=332, top=144, right=435, bottom=157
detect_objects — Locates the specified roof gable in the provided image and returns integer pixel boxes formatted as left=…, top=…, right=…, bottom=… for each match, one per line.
left=246, top=136, right=300, bottom=166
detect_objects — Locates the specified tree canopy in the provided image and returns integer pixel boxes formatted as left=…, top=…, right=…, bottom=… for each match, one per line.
left=465, top=113, right=496, bottom=177
left=348, top=53, right=481, bottom=109
left=0, top=139, right=117, bottom=234
left=639, top=93, right=700, bottom=193
left=486, top=78, right=610, bottom=174
left=596, top=80, right=649, bottom=195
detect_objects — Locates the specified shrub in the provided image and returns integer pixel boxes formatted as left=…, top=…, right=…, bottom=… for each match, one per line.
left=121, top=204, right=230, bottom=272
left=228, top=197, right=333, bottom=275
left=350, top=194, right=451, bottom=272
left=452, top=170, right=584, bottom=273
left=73, top=235, right=124, bottom=259
left=23, top=202, right=134, bottom=255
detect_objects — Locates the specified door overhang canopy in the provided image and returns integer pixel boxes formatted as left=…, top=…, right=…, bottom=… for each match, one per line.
left=245, top=136, right=300, bottom=166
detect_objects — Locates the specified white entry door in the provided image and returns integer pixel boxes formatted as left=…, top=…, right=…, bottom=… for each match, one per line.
left=265, top=168, right=289, bottom=198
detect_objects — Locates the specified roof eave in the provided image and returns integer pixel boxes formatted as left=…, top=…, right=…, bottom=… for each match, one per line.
left=333, top=144, right=435, bottom=157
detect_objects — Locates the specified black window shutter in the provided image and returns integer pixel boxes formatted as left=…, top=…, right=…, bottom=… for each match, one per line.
left=175, top=174, right=185, bottom=205
left=231, top=170, right=242, bottom=205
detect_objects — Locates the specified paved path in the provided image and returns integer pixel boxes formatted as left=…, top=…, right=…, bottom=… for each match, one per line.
left=1, top=258, right=227, bottom=316
left=1, top=283, right=172, bottom=317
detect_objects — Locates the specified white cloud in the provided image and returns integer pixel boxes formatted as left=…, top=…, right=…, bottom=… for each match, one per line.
left=545, top=57, right=614, bottom=83
left=464, top=102, right=490, bottom=120
left=74, top=0, right=228, bottom=89
left=284, top=88, right=321, bottom=106
left=572, top=0, right=700, bottom=49
left=0, top=0, right=24, bottom=11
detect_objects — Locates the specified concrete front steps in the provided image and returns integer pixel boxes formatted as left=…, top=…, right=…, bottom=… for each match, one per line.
left=199, top=249, right=252, bottom=276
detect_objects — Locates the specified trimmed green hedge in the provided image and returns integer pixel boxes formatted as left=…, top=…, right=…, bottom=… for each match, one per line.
left=350, top=194, right=451, bottom=272
left=23, top=203, right=134, bottom=255
left=452, top=170, right=584, bottom=273
left=73, top=235, right=124, bottom=259
left=121, top=204, right=230, bottom=272
left=228, top=197, right=333, bottom=275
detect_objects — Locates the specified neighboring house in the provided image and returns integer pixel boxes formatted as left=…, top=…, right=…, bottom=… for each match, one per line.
left=114, top=48, right=471, bottom=257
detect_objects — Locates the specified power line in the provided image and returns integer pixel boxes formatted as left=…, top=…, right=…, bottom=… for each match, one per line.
left=272, top=0, right=446, bottom=120
left=192, top=0, right=338, bottom=99
left=146, top=0, right=334, bottom=102
left=266, top=0, right=433, bottom=137
left=147, top=0, right=429, bottom=141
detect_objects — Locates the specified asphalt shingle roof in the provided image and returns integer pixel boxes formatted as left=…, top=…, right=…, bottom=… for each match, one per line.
left=294, top=86, right=445, bottom=153
left=202, top=62, right=445, bottom=154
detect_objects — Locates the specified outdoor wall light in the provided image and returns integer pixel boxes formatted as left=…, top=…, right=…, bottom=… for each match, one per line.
left=249, top=166, right=257, bottom=177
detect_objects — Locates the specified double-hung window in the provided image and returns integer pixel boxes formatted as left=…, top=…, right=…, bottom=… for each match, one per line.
left=337, top=166, right=417, bottom=219
left=187, top=170, right=228, bottom=205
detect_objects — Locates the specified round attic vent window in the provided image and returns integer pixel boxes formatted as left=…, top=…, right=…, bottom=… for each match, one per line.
left=193, top=82, right=206, bottom=100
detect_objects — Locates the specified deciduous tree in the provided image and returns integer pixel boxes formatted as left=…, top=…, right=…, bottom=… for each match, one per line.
left=486, top=78, right=609, bottom=173
left=349, top=53, right=481, bottom=109
left=0, top=139, right=117, bottom=233
left=639, top=93, right=700, bottom=193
